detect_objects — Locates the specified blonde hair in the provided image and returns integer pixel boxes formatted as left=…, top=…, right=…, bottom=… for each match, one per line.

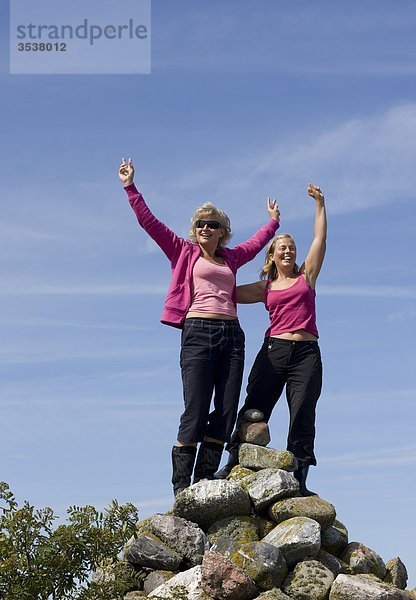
left=189, top=202, right=232, bottom=247
left=260, top=233, right=299, bottom=280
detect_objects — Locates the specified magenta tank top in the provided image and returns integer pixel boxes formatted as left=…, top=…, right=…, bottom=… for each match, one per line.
left=265, top=273, right=319, bottom=338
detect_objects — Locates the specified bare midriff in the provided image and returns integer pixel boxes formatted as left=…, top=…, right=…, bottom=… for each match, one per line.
left=185, top=311, right=237, bottom=320
left=272, top=329, right=317, bottom=341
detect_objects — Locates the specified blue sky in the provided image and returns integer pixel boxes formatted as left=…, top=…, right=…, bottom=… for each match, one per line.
left=1, top=0, right=415, bottom=588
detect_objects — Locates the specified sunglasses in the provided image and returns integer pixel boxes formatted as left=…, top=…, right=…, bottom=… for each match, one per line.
left=195, top=219, right=222, bottom=230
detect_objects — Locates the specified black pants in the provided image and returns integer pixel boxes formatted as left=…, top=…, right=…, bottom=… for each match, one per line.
left=178, top=318, right=245, bottom=443
left=227, top=337, right=322, bottom=467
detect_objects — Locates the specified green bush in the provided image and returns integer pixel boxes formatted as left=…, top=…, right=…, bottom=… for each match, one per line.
left=0, top=481, right=144, bottom=599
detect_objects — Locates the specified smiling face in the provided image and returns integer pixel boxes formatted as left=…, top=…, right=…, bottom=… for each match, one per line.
left=189, top=202, right=232, bottom=248
left=271, top=236, right=297, bottom=271
left=195, top=215, right=224, bottom=250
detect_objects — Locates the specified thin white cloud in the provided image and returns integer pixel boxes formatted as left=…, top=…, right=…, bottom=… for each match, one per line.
left=104, top=368, right=176, bottom=381
left=320, top=445, right=416, bottom=468
left=134, top=496, right=172, bottom=509
left=3, top=105, right=414, bottom=251
left=387, top=309, right=416, bottom=322
left=0, top=225, right=66, bottom=242
left=3, top=280, right=413, bottom=299
left=0, top=394, right=178, bottom=409
left=0, top=280, right=166, bottom=296
left=0, top=346, right=169, bottom=365
left=324, top=388, right=415, bottom=405
left=168, top=104, right=416, bottom=228
left=154, top=5, right=416, bottom=76
left=135, top=497, right=173, bottom=517
left=318, top=285, right=416, bottom=299
left=0, top=317, right=150, bottom=331
left=0, top=366, right=177, bottom=398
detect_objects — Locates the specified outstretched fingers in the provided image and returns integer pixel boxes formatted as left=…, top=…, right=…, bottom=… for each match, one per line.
left=118, top=157, right=135, bottom=184
left=267, top=197, right=280, bottom=220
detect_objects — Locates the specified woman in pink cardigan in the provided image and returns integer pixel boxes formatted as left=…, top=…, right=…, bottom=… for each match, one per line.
left=118, top=158, right=280, bottom=495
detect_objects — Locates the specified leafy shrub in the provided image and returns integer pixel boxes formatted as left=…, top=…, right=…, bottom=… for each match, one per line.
left=0, top=481, right=144, bottom=599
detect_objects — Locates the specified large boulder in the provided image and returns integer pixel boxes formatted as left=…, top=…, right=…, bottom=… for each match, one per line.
left=256, top=516, right=276, bottom=539
left=317, top=549, right=350, bottom=577
left=268, top=495, right=336, bottom=530
left=321, top=519, right=349, bottom=556
left=230, top=541, right=288, bottom=591
left=257, top=591, right=292, bottom=600
left=211, top=536, right=242, bottom=557
left=143, top=571, right=173, bottom=595
left=201, top=550, right=258, bottom=600
left=282, top=559, right=334, bottom=599
left=384, top=557, right=408, bottom=589
left=145, top=513, right=209, bottom=567
left=243, top=468, right=299, bottom=512
left=262, top=516, right=321, bottom=566
left=340, top=542, right=386, bottom=579
left=173, top=479, right=251, bottom=530
left=124, top=533, right=181, bottom=570
left=228, top=465, right=256, bottom=483
left=239, top=445, right=298, bottom=472
left=329, top=573, right=414, bottom=599
left=149, top=565, right=209, bottom=599
left=207, top=515, right=260, bottom=546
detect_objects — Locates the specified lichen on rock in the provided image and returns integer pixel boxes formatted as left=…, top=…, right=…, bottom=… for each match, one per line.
left=282, top=559, right=334, bottom=600
left=173, top=479, right=251, bottom=530
left=268, top=495, right=336, bottom=531
left=114, top=442, right=410, bottom=599
left=207, top=515, right=260, bottom=546
left=340, top=541, right=386, bottom=580
left=239, top=444, right=298, bottom=472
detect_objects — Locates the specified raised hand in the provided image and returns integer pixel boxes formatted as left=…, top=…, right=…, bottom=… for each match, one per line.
left=118, top=157, right=135, bottom=187
left=267, top=197, right=280, bottom=221
left=307, top=184, right=324, bottom=203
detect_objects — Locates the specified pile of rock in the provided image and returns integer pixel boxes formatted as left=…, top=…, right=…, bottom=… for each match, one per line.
left=117, top=413, right=415, bottom=599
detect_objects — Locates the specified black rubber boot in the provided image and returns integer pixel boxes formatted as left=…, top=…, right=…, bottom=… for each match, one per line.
left=171, top=445, right=197, bottom=496
left=294, top=465, right=317, bottom=497
left=214, top=450, right=239, bottom=479
left=193, top=441, right=224, bottom=483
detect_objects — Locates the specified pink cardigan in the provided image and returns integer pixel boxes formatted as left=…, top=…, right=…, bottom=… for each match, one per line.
left=125, top=183, right=279, bottom=328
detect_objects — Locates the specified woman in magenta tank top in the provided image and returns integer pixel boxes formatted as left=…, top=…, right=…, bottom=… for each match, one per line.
left=217, top=184, right=327, bottom=496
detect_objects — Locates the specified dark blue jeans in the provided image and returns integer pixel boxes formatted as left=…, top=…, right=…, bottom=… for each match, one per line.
left=178, top=318, right=245, bottom=443
left=227, top=337, right=323, bottom=467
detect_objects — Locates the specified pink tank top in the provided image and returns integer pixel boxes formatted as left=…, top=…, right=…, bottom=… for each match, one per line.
left=265, top=273, right=319, bottom=338
left=188, top=257, right=237, bottom=317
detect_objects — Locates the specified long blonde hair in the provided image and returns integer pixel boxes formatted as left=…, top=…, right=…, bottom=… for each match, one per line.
left=260, top=233, right=299, bottom=280
left=189, top=202, right=232, bottom=247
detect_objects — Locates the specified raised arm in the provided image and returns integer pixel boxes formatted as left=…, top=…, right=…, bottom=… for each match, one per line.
left=118, top=158, right=184, bottom=263
left=237, top=280, right=267, bottom=304
left=300, top=184, right=327, bottom=288
left=230, top=198, right=280, bottom=268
